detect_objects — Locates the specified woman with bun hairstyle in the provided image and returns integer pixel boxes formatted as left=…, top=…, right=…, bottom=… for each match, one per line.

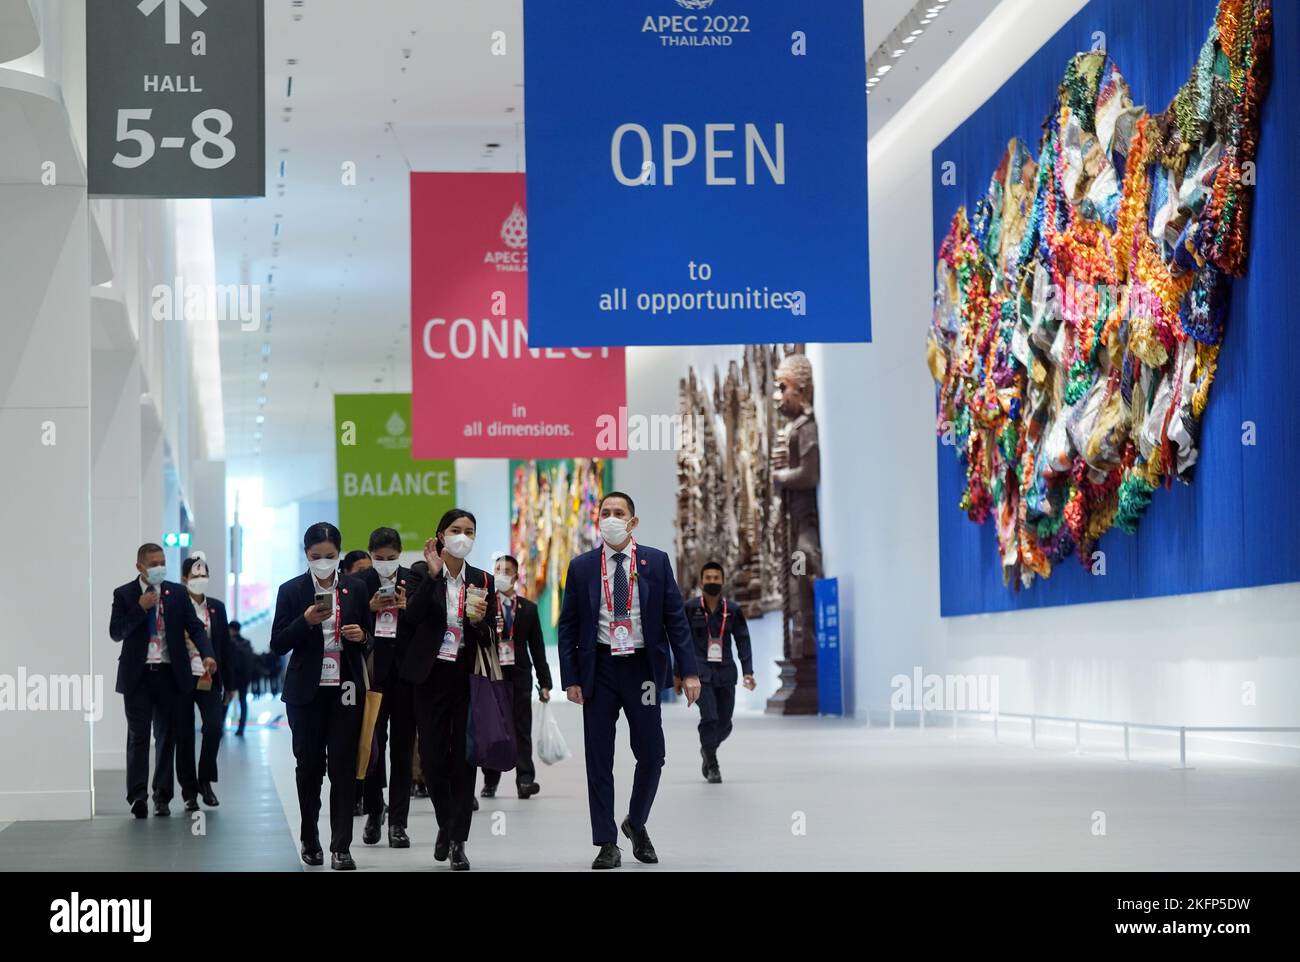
left=401, top=507, right=496, bottom=871
left=271, top=521, right=372, bottom=870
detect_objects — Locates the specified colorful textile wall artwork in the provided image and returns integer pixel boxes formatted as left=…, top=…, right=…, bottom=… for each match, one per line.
left=509, top=459, right=611, bottom=631
left=928, top=0, right=1274, bottom=599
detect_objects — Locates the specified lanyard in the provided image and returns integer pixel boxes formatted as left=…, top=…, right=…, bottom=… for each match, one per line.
left=496, top=595, right=515, bottom=640
left=709, top=597, right=728, bottom=639
left=452, top=572, right=489, bottom=625
left=600, top=541, right=637, bottom=616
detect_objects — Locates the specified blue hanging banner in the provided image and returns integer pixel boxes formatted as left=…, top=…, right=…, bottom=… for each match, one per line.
left=522, top=0, right=870, bottom=347
left=813, top=577, right=843, bottom=716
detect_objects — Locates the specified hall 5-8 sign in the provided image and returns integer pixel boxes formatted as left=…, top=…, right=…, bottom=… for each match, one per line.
left=87, top=0, right=266, bottom=198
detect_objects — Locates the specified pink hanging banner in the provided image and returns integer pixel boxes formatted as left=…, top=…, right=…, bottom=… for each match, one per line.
left=410, top=173, right=626, bottom=458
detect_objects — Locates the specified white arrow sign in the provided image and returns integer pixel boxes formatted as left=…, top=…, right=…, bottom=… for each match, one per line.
left=137, top=0, right=208, bottom=46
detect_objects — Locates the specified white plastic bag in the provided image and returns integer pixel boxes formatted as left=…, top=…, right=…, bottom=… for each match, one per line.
left=534, top=699, right=571, bottom=766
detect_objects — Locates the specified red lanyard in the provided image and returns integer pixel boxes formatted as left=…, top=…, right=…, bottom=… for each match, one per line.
left=600, top=542, right=637, bottom=616
left=453, top=572, right=489, bottom=624
left=710, top=598, right=728, bottom=639
left=496, top=595, right=515, bottom=640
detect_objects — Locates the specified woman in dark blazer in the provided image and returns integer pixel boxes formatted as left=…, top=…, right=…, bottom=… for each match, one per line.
left=401, top=507, right=496, bottom=871
left=270, top=522, right=372, bottom=870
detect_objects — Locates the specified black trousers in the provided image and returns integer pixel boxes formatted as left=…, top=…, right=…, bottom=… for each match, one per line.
left=483, top=680, right=535, bottom=789
left=176, top=685, right=225, bottom=795
left=123, top=666, right=182, bottom=804
left=413, top=663, right=474, bottom=842
left=286, top=684, right=363, bottom=853
left=696, top=681, right=737, bottom=752
left=582, top=647, right=663, bottom=845
left=234, top=686, right=248, bottom=734
left=363, top=679, right=417, bottom=827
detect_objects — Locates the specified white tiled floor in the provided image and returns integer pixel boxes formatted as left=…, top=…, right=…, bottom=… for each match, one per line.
left=273, top=699, right=1300, bottom=872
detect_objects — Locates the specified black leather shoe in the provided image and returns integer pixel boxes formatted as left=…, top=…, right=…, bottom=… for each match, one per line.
left=388, top=825, right=410, bottom=848
left=591, top=843, right=622, bottom=869
left=300, top=843, right=324, bottom=866
left=363, top=811, right=383, bottom=845
left=480, top=784, right=496, bottom=798
left=449, top=841, right=470, bottom=871
left=154, top=801, right=171, bottom=817
left=433, top=829, right=450, bottom=862
left=199, top=782, right=219, bottom=807
left=131, top=799, right=148, bottom=819
left=621, top=817, right=658, bottom=864
left=331, top=851, right=357, bottom=871
left=183, top=795, right=200, bottom=812
left=517, top=781, right=541, bottom=799
left=706, top=765, right=722, bottom=784
left=471, top=796, right=479, bottom=811
left=412, top=781, right=428, bottom=798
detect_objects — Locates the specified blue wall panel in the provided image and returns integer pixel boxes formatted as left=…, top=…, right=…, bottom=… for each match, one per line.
left=933, top=0, right=1298, bottom=616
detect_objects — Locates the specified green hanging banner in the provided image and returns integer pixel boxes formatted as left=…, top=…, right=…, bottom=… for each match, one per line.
left=334, top=393, right=456, bottom=554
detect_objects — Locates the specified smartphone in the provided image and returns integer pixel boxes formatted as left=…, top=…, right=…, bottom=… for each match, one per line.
left=314, top=588, right=332, bottom=612
left=377, top=584, right=396, bottom=600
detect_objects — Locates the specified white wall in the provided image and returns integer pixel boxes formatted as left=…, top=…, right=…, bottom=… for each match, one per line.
left=812, top=0, right=1300, bottom=756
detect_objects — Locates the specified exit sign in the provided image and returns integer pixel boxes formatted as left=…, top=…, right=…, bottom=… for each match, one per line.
left=163, top=532, right=192, bottom=548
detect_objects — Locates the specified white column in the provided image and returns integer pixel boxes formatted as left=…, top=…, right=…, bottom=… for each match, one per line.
left=0, top=172, right=93, bottom=821
left=90, top=309, right=143, bottom=772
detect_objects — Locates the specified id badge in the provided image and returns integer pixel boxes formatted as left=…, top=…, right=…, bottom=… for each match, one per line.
left=707, top=637, right=723, bottom=663
left=190, top=654, right=206, bottom=677
left=146, top=637, right=163, bottom=664
left=438, top=626, right=463, bottom=662
left=320, top=650, right=341, bottom=686
left=375, top=609, right=398, bottom=639
left=498, top=639, right=516, bottom=666
left=610, top=619, right=634, bottom=656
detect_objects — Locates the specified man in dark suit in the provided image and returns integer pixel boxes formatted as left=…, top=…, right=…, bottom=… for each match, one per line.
left=109, top=543, right=216, bottom=817
left=357, top=527, right=419, bottom=847
left=175, top=555, right=232, bottom=810
left=481, top=554, right=553, bottom=800
left=558, top=491, right=700, bottom=869
left=685, top=560, right=755, bottom=784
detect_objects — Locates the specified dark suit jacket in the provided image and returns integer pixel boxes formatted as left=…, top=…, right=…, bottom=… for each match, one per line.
left=498, top=594, right=553, bottom=692
left=185, top=595, right=232, bottom=695
left=110, top=579, right=213, bottom=695
left=684, top=595, right=753, bottom=686
left=400, top=563, right=496, bottom=685
left=557, top=543, right=698, bottom=699
left=270, top=572, right=372, bottom=706
left=357, top=564, right=418, bottom=691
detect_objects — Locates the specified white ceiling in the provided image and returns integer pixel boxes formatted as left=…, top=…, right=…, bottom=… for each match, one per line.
left=213, top=0, right=982, bottom=506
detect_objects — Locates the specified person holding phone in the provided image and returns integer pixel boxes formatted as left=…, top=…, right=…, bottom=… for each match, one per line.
left=176, top=554, right=231, bottom=810
left=271, top=522, right=372, bottom=870
left=357, top=526, right=418, bottom=847
left=401, top=508, right=496, bottom=871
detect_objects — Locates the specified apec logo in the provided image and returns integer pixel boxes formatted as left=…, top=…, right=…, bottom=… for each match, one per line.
left=644, top=0, right=751, bottom=47
left=485, top=204, right=528, bottom=272
left=376, top=412, right=411, bottom=450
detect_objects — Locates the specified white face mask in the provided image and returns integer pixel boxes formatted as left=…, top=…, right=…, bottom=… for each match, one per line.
left=444, top=533, right=474, bottom=560
left=145, top=566, right=166, bottom=586
left=187, top=577, right=210, bottom=596
left=373, top=559, right=400, bottom=579
left=309, top=557, right=338, bottom=581
left=494, top=573, right=515, bottom=593
left=599, top=517, right=631, bottom=547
